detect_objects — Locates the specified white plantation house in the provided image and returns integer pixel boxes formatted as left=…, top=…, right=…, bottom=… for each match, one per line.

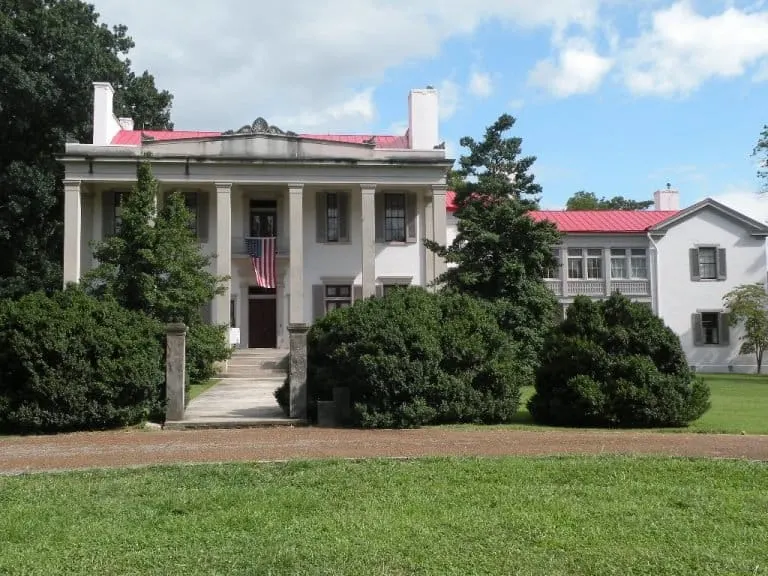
left=448, top=187, right=768, bottom=373
left=60, top=82, right=767, bottom=397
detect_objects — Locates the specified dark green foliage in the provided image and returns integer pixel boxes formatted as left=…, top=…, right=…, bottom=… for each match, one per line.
left=754, top=124, right=768, bottom=190
left=0, top=0, right=173, bottom=299
left=301, top=287, right=525, bottom=428
left=0, top=286, right=165, bottom=434
left=426, top=114, right=562, bottom=372
left=529, top=294, right=710, bottom=428
left=84, top=161, right=230, bottom=385
left=566, top=190, right=654, bottom=211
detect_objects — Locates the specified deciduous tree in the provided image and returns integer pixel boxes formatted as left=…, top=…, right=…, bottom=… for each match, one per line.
left=566, top=190, right=653, bottom=211
left=754, top=125, right=768, bottom=191
left=723, top=282, right=768, bottom=374
left=0, top=0, right=173, bottom=299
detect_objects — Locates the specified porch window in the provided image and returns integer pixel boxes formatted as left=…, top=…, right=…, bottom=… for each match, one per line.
left=324, top=285, right=352, bottom=312
left=630, top=249, right=648, bottom=279
left=610, top=249, right=627, bottom=279
left=567, top=248, right=584, bottom=279
left=586, top=249, right=603, bottom=279
left=543, top=250, right=561, bottom=279
left=610, top=248, right=648, bottom=279
left=384, top=193, right=406, bottom=242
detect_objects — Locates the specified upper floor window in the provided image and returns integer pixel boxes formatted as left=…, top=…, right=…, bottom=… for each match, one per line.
left=567, top=248, right=603, bottom=279
left=610, top=248, right=647, bottom=279
left=250, top=200, right=277, bottom=238
left=182, top=192, right=199, bottom=237
left=384, top=193, right=406, bottom=242
left=690, top=246, right=726, bottom=281
left=317, top=191, right=348, bottom=243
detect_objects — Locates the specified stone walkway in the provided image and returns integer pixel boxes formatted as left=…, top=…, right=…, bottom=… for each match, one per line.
left=1, top=428, right=766, bottom=475
left=166, top=348, right=299, bottom=429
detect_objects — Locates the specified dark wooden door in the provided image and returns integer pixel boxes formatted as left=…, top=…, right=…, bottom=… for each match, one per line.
left=248, top=299, right=277, bottom=348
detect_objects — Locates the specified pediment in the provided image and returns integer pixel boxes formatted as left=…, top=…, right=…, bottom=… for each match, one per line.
left=649, top=198, right=768, bottom=236
left=141, top=132, right=378, bottom=161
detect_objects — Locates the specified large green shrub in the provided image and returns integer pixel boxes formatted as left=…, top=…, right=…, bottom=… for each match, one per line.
left=186, top=322, right=230, bottom=386
left=0, top=287, right=166, bottom=434
left=528, top=294, right=710, bottom=428
left=280, top=287, right=525, bottom=428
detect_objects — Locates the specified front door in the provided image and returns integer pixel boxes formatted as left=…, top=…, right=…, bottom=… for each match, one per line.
left=249, top=298, right=277, bottom=348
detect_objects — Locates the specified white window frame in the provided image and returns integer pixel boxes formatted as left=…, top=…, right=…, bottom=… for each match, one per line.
left=610, top=248, right=648, bottom=280
left=698, top=246, right=718, bottom=280
left=384, top=192, right=407, bottom=243
left=544, top=249, right=561, bottom=279
left=567, top=248, right=603, bottom=280
left=324, top=284, right=352, bottom=313
left=567, top=248, right=584, bottom=279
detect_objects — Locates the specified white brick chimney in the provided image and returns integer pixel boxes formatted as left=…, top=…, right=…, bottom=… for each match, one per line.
left=92, top=82, right=122, bottom=145
left=654, top=183, right=680, bottom=211
left=407, top=87, right=439, bottom=150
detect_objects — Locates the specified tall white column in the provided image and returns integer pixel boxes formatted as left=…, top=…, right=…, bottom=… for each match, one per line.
left=361, top=184, right=376, bottom=298
left=63, top=180, right=83, bottom=286
left=423, top=190, right=435, bottom=288
left=431, top=184, right=448, bottom=282
left=214, top=182, right=232, bottom=327
left=288, top=183, right=304, bottom=324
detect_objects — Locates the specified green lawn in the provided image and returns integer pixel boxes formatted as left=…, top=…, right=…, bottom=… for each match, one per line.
left=453, top=374, right=768, bottom=435
left=0, top=457, right=765, bottom=575
left=187, top=379, right=216, bottom=402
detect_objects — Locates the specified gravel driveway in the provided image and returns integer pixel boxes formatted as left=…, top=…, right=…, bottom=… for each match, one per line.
left=1, top=427, right=766, bottom=475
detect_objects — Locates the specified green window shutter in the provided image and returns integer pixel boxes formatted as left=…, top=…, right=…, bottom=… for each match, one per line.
left=689, top=248, right=700, bottom=281
left=102, top=190, right=116, bottom=237
left=353, top=285, right=363, bottom=302
left=375, top=284, right=384, bottom=298
left=717, top=248, right=727, bottom=280
left=719, top=313, right=730, bottom=346
left=338, top=191, right=349, bottom=242
left=406, top=192, right=417, bottom=243
left=316, top=192, right=327, bottom=243
left=374, top=193, right=385, bottom=243
left=312, top=285, right=325, bottom=320
left=197, top=191, right=209, bottom=243
left=692, top=313, right=704, bottom=346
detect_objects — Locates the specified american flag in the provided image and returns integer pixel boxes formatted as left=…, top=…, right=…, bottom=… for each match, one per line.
left=245, top=237, right=276, bottom=289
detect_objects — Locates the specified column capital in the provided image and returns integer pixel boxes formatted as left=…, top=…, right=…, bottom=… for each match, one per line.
left=431, top=184, right=448, bottom=195
left=63, top=179, right=82, bottom=190
left=214, top=181, right=232, bottom=191
left=360, top=183, right=377, bottom=193
left=288, top=182, right=305, bottom=192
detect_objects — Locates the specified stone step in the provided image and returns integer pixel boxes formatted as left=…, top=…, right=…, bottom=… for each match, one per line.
left=220, top=368, right=287, bottom=378
left=227, top=359, right=287, bottom=368
left=232, top=349, right=289, bottom=357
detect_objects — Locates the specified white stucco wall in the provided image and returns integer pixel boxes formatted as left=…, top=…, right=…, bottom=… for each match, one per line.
left=656, top=207, right=767, bottom=372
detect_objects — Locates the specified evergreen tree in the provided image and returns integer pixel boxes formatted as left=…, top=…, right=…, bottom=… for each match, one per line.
left=85, top=159, right=230, bottom=384
left=426, top=113, right=562, bottom=371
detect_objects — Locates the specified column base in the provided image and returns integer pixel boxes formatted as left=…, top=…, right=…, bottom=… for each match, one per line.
left=288, top=323, right=310, bottom=419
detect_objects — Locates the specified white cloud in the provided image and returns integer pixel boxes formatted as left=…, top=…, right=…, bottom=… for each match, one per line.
left=90, top=0, right=606, bottom=130
left=707, top=186, right=768, bottom=223
left=439, top=79, right=460, bottom=120
left=271, top=89, right=376, bottom=132
left=621, top=1, right=768, bottom=97
left=468, top=71, right=493, bottom=97
left=527, top=37, right=614, bottom=97
left=508, top=98, right=525, bottom=109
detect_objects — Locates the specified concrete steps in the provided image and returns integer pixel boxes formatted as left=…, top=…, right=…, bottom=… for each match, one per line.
left=164, top=348, right=299, bottom=430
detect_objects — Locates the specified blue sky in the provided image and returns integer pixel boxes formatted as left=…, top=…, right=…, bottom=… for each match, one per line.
left=96, top=0, right=768, bottom=212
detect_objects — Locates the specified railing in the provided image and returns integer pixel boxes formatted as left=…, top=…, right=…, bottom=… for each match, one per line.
left=231, top=236, right=289, bottom=258
left=544, top=279, right=651, bottom=298
left=567, top=280, right=605, bottom=297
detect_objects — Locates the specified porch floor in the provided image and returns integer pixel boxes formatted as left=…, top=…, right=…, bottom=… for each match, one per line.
left=165, top=349, right=306, bottom=430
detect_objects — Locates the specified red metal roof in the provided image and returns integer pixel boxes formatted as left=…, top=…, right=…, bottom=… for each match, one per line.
left=446, top=191, right=677, bottom=233
left=110, top=130, right=408, bottom=149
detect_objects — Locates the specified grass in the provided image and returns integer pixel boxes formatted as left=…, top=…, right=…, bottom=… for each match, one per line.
left=187, top=379, right=216, bottom=402
left=449, top=374, right=768, bottom=435
left=0, top=457, right=765, bottom=575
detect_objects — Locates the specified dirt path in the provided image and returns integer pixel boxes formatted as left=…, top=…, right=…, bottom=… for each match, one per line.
left=1, top=427, right=766, bottom=475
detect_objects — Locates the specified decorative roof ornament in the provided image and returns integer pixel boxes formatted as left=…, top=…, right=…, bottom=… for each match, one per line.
left=222, top=116, right=297, bottom=137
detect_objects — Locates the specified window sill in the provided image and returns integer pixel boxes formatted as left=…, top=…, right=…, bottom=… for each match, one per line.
left=378, top=241, right=415, bottom=246
left=318, top=240, right=352, bottom=245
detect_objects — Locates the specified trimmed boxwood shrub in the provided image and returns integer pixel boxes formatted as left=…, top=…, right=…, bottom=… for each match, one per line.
left=528, top=293, right=710, bottom=428
left=0, top=287, right=166, bottom=434
left=276, top=287, right=526, bottom=428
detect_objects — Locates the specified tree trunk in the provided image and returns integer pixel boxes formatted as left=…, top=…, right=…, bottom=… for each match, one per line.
left=757, top=349, right=763, bottom=375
